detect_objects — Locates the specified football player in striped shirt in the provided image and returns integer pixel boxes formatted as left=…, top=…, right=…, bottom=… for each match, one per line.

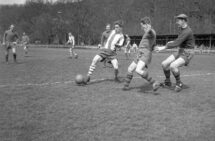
left=83, top=20, right=125, bottom=84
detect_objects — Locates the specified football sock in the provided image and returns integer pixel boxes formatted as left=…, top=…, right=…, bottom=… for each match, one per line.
left=172, top=71, right=181, bottom=83
left=5, top=54, right=8, bottom=62
left=124, top=74, right=133, bottom=87
left=163, top=69, right=171, bottom=80
left=88, top=64, right=96, bottom=76
left=114, top=69, right=119, bottom=78
left=13, top=53, right=16, bottom=61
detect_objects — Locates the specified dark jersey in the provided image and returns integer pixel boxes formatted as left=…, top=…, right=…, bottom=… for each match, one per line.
left=167, top=26, right=194, bottom=49
left=101, top=30, right=111, bottom=46
left=3, top=29, right=18, bottom=43
left=139, top=28, right=156, bottom=51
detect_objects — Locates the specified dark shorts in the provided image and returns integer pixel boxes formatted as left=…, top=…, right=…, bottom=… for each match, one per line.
left=99, top=49, right=117, bottom=62
left=173, top=48, right=194, bottom=65
left=4, top=42, right=16, bottom=51
left=134, top=48, right=152, bottom=66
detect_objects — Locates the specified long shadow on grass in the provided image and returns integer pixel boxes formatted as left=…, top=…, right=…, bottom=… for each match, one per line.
left=88, top=77, right=125, bottom=85
left=125, top=84, right=160, bottom=95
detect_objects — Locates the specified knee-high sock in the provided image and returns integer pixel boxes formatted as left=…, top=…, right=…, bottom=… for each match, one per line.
left=114, top=69, right=119, bottom=78
left=13, top=53, right=16, bottom=61
left=5, top=54, right=8, bottom=62
left=172, top=71, right=181, bottom=83
left=163, top=69, right=171, bottom=81
left=87, top=64, right=96, bottom=76
left=124, top=74, right=133, bottom=87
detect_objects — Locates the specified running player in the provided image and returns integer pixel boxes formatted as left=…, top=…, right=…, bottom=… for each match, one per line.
left=123, top=17, right=160, bottom=91
left=2, top=24, right=19, bottom=63
left=123, top=34, right=131, bottom=60
left=83, top=20, right=124, bottom=84
left=21, top=32, right=30, bottom=56
left=66, top=32, right=78, bottom=58
left=155, top=14, right=195, bottom=92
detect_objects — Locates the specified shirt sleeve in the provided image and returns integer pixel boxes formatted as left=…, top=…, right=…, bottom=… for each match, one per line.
left=166, top=30, right=189, bottom=48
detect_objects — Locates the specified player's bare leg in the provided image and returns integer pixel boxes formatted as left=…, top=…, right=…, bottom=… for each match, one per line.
left=24, top=45, right=28, bottom=56
left=161, top=55, right=176, bottom=87
left=111, top=59, right=120, bottom=82
left=5, top=49, right=9, bottom=64
left=12, top=47, right=17, bottom=63
left=136, top=60, right=160, bottom=91
left=123, top=61, right=137, bottom=90
left=170, top=57, right=185, bottom=92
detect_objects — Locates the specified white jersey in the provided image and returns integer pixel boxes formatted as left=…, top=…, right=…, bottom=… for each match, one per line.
left=67, top=35, right=75, bottom=46
left=104, top=30, right=124, bottom=51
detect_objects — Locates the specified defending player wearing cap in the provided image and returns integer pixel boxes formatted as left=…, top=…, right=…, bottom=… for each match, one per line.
left=155, top=14, right=195, bottom=92
left=123, top=17, right=160, bottom=91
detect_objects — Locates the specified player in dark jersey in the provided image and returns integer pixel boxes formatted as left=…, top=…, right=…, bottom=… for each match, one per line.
left=123, top=17, right=160, bottom=91
left=2, top=24, right=19, bottom=63
left=99, top=24, right=112, bottom=67
left=155, top=14, right=195, bottom=92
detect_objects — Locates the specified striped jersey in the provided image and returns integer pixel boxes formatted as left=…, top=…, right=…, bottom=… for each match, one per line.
left=104, top=30, right=124, bottom=51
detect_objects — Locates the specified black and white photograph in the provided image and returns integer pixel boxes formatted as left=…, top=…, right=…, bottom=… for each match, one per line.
left=0, top=0, right=215, bottom=140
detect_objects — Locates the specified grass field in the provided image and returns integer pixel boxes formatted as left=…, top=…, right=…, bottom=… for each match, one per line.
left=0, top=47, right=215, bottom=141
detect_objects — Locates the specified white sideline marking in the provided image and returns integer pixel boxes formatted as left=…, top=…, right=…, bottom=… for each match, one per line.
left=0, top=72, right=214, bottom=88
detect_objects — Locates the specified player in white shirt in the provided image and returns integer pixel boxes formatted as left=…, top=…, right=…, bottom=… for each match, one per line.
left=66, top=32, right=78, bottom=58
left=83, top=20, right=124, bottom=84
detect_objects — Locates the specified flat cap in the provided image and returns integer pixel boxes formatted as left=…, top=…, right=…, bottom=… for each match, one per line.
left=175, top=14, right=188, bottom=21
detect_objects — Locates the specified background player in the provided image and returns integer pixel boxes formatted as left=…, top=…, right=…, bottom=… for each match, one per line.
left=83, top=20, right=124, bottom=84
left=21, top=32, right=30, bottom=56
left=155, top=14, right=195, bottom=92
left=123, top=34, right=131, bottom=60
left=66, top=32, right=78, bottom=58
left=132, top=42, right=138, bottom=53
left=98, top=23, right=111, bottom=49
left=2, top=24, right=19, bottom=63
left=123, top=17, right=160, bottom=91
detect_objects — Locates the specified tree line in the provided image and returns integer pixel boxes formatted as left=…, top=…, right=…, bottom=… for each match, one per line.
left=0, top=0, right=214, bottom=44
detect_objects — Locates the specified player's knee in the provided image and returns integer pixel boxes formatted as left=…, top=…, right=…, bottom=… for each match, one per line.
left=138, top=70, right=148, bottom=78
left=135, top=68, right=143, bottom=76
left=170, top=63, right=177, bottom=72
left=161, top=61, right=168, bottom=69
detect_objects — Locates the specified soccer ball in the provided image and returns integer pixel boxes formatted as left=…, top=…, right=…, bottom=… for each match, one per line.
left=75, top=74, right=84, bottom=84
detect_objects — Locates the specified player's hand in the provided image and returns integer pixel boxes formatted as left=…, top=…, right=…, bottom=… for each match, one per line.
left=2, top=42, right=5, bottom=45
left=155, top=46, right=166, bottom=52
